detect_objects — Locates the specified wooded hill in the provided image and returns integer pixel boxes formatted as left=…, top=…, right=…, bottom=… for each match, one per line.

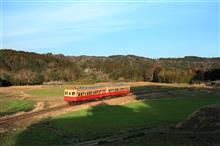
left=1, top=49, right=220, bottom=86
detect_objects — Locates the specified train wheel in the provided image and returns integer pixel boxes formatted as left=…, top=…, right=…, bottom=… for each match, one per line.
left=68, top=101, right=74, bottom=105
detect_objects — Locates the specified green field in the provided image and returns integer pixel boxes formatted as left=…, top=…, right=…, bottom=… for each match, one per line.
left=1, top=84, right=220, bottom=146
left=0, top=99, right=35, bottom=116
left=0, top=85, right=64, bottom=116
left=104, top=131, right=220, bottom=146
left=7, top=94, right=219, bottom=146
left=25, top=86, right=64, bottom=100
left=0, top=84, right=198, bottom=117
left=51, top=97, right=220, bottom=137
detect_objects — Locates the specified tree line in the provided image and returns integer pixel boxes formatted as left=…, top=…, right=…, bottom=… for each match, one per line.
left=0, top=49, right=220, bottom=86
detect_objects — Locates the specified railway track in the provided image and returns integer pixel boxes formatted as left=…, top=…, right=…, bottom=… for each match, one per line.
left=0, top=89, right=176, bottom=126
left=0, top=104, right=70, bottom=126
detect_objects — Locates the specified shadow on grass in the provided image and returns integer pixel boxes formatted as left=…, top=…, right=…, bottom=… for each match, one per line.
left=131, top=84, right=220, bottom=100
left=13, top=85, right=220, bottom=146
left=15, top=103, right=148, bottom=146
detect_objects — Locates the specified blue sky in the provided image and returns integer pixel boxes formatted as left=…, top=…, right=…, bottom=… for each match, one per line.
left=1, top=0, right=220, bottom=58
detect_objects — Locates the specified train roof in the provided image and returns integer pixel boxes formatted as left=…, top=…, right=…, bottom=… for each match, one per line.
left=65, top=84, right=129, bottom=91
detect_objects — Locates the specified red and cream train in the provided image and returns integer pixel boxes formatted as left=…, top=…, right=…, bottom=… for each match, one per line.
left=64, top=84, right=130, bottom=104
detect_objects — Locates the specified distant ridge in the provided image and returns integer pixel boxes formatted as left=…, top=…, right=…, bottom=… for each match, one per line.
left=0, top=49, right=220, bottom=86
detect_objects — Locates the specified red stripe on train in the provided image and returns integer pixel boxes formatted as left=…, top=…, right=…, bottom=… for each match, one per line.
left=64, top=90, right=130, bottom=101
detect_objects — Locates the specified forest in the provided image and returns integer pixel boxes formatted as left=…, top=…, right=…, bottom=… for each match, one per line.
left=0, top=49, right=220, bottom=86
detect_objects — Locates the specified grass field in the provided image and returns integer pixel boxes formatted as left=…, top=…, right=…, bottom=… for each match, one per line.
left=0, top=82, right=211, bottom=117
left=0, top=85, right=64, bottom=116
left=1, top=83, right=220, bottom=146
left=0, top=99, right=36, bottom=117
left=104, top=131, right=220, bottom=146
left=9, top=95, right=220, bottom=146
left=25, top=85, right=64, bottom=100
left=51, top=97, right=220, bottom=137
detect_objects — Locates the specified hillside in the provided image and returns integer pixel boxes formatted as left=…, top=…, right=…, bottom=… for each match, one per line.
left=0, top=49, right=220, bottom=86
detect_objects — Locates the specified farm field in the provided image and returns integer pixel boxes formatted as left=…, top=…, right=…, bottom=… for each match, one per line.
left=0, top=82, right=200, bottom=117
left=0, top=83, right=203, bottom=116
left=0, top=82, right=220, bottom=146
left=0, top=85, right=64, bottom=117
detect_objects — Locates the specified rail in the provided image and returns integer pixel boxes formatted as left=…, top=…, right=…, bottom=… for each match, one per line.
left=0, top=105, right=70, bottom=126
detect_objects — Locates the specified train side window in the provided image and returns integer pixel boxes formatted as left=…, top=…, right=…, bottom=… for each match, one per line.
left=65, top=91, right=68, bottom=95
left=72, top=92, right=75, bottom=96
left=69, top=92, right=71, bottom=95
